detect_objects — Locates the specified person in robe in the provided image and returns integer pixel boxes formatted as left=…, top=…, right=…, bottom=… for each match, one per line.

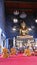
left=2, top=48, right=9, bottom=58
left=24, top=46, right=31, bottom=56
left=10, top=48, right=16, bottom=55
left=20, top=21, right=28, bottom=36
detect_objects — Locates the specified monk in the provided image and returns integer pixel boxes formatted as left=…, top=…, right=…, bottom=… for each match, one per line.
left=10, top=48, right=16, bottom=55
left=24, top=46, right=31, bottom=56
left=2, top=48, right=9, bottom=58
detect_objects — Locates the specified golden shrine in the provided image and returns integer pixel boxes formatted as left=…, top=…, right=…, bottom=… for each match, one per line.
left=15, top=21, right=34, bottom=48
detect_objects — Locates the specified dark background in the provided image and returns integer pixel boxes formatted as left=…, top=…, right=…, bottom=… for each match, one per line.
left=5, top=0, right=37, bottom=2
left=4, top=1, right=37, bottom=38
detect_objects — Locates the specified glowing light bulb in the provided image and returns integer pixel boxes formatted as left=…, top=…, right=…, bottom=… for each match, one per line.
left=13, top=18, right=18, bottom=23
left=28, top=28, right=32, bottom=31
left=12, top=26, right=16, bottom=31
left=35, top=19, right=37, bottom=23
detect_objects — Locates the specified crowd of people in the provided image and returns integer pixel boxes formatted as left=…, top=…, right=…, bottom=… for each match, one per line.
left=1, top=45, right=37, bottom=58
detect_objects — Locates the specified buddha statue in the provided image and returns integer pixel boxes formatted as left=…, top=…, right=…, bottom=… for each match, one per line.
left=20, top=21, right=28, bottom=36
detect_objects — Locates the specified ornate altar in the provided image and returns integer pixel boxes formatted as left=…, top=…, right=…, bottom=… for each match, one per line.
left=15, top=35, right=34, bottom=48
left=15, top=22, right=35, bottom=48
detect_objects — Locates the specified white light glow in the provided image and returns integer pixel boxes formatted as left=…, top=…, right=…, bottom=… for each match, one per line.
left=35, top=19, right=37, bottom=23
left=20, top=12, right=27, bottom=18
left=13, top=10, right=19, bottom=15
left=35, top=44, right=37, bottom=47
left=12, top=26, right=16, bottom=31
left=13, top=18, right=18, bottom=23
left=28, top=28, right=32, bottom=31
left=12, top=28, right=16, bottom=31
left=2, top=33, right=6, bottom=37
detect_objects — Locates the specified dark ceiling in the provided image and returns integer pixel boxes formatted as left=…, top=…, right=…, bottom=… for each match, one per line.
left=5, top=0, right=37, bottom=2
left=4, top=1, right=37, bottom=15
left=4, top=0, right=37, bottom=38
left=4, top=1, right=37, bottom=21
left=4, top=1, right=37, bottom=27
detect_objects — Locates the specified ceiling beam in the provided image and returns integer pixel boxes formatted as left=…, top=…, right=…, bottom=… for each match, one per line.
left=4, top=1, right=37, bottom=14
left=5, top=1, right=37, bottom=9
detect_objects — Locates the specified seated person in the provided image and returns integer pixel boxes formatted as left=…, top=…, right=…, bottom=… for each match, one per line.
left=2, top=48, right=9, bottom=58
left=10, top=48, right=16, bottom=55
left=24, top=46, right=31, bottom=56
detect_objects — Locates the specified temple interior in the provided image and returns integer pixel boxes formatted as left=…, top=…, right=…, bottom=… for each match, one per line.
left=0, top=0, right=37, bottom=59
